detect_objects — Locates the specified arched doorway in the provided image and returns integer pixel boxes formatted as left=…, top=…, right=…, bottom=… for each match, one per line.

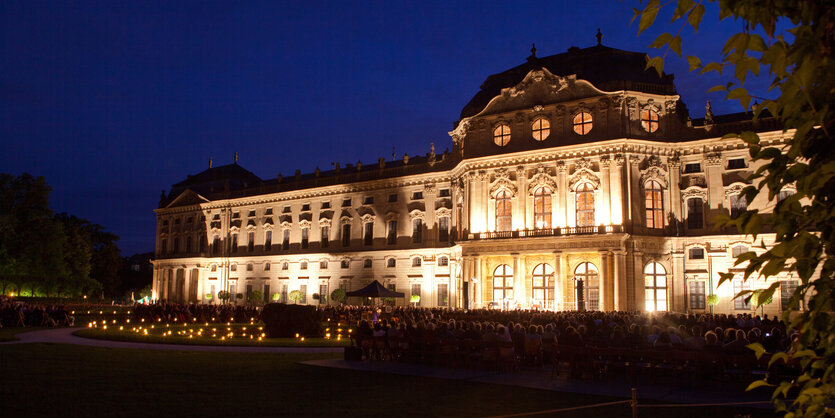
left=573, top=262, right=599, bottom=311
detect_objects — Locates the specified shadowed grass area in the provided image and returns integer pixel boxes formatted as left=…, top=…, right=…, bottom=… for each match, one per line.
left=0, top=327, right=48, bottom=342
left=0, top=343, right=777, bottom=417
left=74, top=327, right=349, bottom=347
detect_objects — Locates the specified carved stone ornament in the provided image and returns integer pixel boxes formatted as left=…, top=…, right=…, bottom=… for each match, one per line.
left=724, top=182, right=747, bottom=198
left=447, top=119, right=471, bottom=147
left=705, top=152, right=723, bottom=166
left=681, top=186, right=708, bottom=201
left=599, top=155, right=611, bottom=168
left=614, top=154, right=625, bottom=166
left=504, top=69, right=569, bottom=99
left=435, top=207, right=452, bottom=217
left=424, top=183, right=437, bottom=195
left=568, top=167, right=600, bottom=191
left=640, top=165, right=669, bottom=189
left=528, top=164, right=557, bottom=194
left=385, top=211, right=399, bottom=222
left=229, top=225, right=240, bottom=232
left=409, top=209, right=426, bottom=220
left=611, top=95, right=625, bottom=111
left=556, top=160, right=567, bottom=173
left=280, top=221, right=292, bottom=230
left=339, top=216, right=353, bottom=226
left=533, top=105, right=544, bottom=112
left=575, top=157, right=593, bottom=171
left=298, top=219, right=311, bottom=229
left=318, top=218, right=332, bottom=228
left=490, top=168, right=517, bottom=197
left=360, top=213, right=376, bottom=223
left=665, top=100, right=677, bottom=112
left=246, top=222, right=257, bottom=231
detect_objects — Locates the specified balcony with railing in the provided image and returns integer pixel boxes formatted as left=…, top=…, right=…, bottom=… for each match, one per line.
left=463, top=224, right=624, bottom=241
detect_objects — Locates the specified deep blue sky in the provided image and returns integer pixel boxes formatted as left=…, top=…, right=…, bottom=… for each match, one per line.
left=1, top=1, right=768, bottom=255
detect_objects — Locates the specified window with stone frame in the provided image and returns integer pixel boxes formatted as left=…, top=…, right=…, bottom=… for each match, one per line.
left=644, top=262, right=668, bottom=312
left=733, top=279, right=751, bottom=310
left=363, top=222, right=373, bottom=246
left=341, top=259, right=350, bottom=269
left=644, top=180, right=664, bottom=229
left=687, top=198, right=704, bottom=229
left=410, top=283, right=422, bottom=307
left=492, top=264, right=513, bottom=303
left=688, top=247, right=705, bottom=259
left=387, top=220, right=397, bottom=245
left=264, top=230, right=272, bottom=251
left=301, top=228, right=309, bottom=249
left=531, top=263, right=554, bottom=306
left=531, top=117, right=550, bottom=141
left=689, top=281, right=706, bottom=310
left=342, top=223, right=351, bottom=247
left=574, top=262, right=599, bottom=310
left=247, top=231, right=255, bottom=252
left=438, top=216, right=450, bottom=242
left=781, top=280, right=799, bottom=311
left=572, top=112, right=593, bottom=135
left=437, top=283, right=449, bottom=307
left=495, top=189, right=512, bottom=232
left=575, top=183, right=595, bottom=227
left=533, top=187, right=552, bottom=229
left=282, top=229, right=290, bottom=250
left=641, top=108, right=660, bottom=132
left=730, top=194, right=747, bottom=219
left=438, top=256, right=448, bottom=267
left=320, top=226, right=329, bottom=248
left=412, top=218, right=422, bottom=243
left=412, top=257, right=422, bottom=267
left=230, top=233, right=238, bottom=253
left=386, top=258, right=396, bottom=268
left=493, top=123, right=511, bottom=146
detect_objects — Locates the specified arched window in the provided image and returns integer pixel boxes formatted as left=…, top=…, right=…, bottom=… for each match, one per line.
left=493, top=124, right=511, bottom=146
left=493, top=264, right=513, bottom=306
left=386, top=258, right=396, bottom=268
left=574, top=262, right=599, bottom=310
left=576, top=183, right=595, bottom=227
left=573, top=112, right=593, bottom=135
left=533, top=187, right=552, bottom=229
left=412, top=257, right=422, bottom=267
left=531, top=117, right=550, bottom=141
left=644, top=262, right=667, bottom=312
left=732, top=245, right=748, bottom=258
left=531, top=264, right=554, bottom=306
left=496, top=189, right=512, bottom=232
left=644, top=180, right=664, bottom=229
left=641, top=108, right=660, bottom=132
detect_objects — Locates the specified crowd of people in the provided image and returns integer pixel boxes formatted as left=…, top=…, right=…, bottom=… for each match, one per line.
left=0, top=296, right=75, bottom=328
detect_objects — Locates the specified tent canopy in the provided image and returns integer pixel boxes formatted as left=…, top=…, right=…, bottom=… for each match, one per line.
left=346, top=280, right=405, bottom=298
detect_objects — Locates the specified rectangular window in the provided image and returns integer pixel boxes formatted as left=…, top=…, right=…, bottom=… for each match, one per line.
left=264, top=263, right=270, bottom=271
left=301, top=228, right=309, bottom=249
left=264, top=230, right=272, bottom=251
left=231, top=264, right=237, bottom=272
left=283, top=206, right=291, bottom=213
left=364, top=222, right=373, bottom=246
left=412, top=191, right=423, bottom=200
left=439, top=217, right=449, bottom=242
left=319, top=284, right=328, bottom=304
left=341, top=259, right=350, bottom=269
left=688, top=247, right=705, bottom=259
left=342, top=224, right=351, bottom=247
left=247, top=232, right=255, bottom=252
left=437, top=283, right=448, bottom=307
left=387, top=220, right=397, bottom=245
left=299, top=284, right=307, bottom=304
left=733, top=280, right=751, bottom=310
left=689, top=281, right=706, bottom=310
left=363, top=196, right=374, bottom=205
left=730, top=194, right=747, bottom=219
left=264, top=284, right=270, bottom=303
left=321, top=226, right=329, bottom=248
left=185, top=236, right=192, bottom=253
left=246, top=263, right=253, bottom=271
left=246, top=284, right=253, bottom=300
left=320, top=260, right=328, bottom=269
left=301, top=204, right=310, bottom=211
left=280, top=284, right=288, bottom=304
left=160, top=239, right=167, bottom=254
left=232, top=212, right=240, bottom=219
left=388, top=194, right=398, bottom=203
left=410, top=284, right=421, bottom=307
left=282, top=229, right=290, bottom=250
left=265, top=208, right=273, bottom=215
left=230, top=233, right=238, bottom=253
left=173, top=237, right=179, bottom=253
left=781, top=280, right=799, bottom=311
left=687, top=198, right=704, bottom=229
left=342, top=198, right=351, bottom=207
left=727, top=158, right=747, bottom=169
left=321, top=201, right=330, bottom=209
left=684, top=163, right=701, bottom=173
left=412, top=218, right=422, bottom=243
left=212, top=235, right=220, bottom=254
left=439, top=189, right=450, bottom=197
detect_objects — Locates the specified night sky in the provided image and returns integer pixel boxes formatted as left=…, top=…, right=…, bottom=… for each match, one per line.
left=1, top=1, right=771, bottom=255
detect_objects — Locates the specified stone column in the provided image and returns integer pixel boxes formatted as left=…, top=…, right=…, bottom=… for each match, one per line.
left=613, top=250, right=627, bottom=311
left=610, top=155, right=625, bottom=226
left=424, top=184, right=437, bottom=246
left=668, top=157, right=682, bottom=231
left=628, top=155, right=642, bottom=233
left=553, top=251, right=562, bottom=311
left=600, top=157, right=612, bottom=224
left=474, top=255, right=482, bottom=308
left=704, top=152, right=724, bottom=230
left=512, top=253, right=522, bottom=304
left=463, top=175, right=471, bottom=236
left=598, top=251, right=610, bottom=311
left=557, top=161, right=567, bottom=227
left=632, top=250, right=645, bottom=311
left=461, top=256, right=471, bottom=309
left=481, top=171, right=490, bottom=233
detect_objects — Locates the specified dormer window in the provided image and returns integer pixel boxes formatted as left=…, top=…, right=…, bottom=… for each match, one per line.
left=493, top=123, right=511, bottom=146
left=641, top=108, right=660, bottom=133
left=265, top=208, right=273, bottom=215
left=301, top=203, right=311, bottom=211
left=248, top=210, right=255, bottom=217
left=282, top=206, right=291, bottom=213
left=321, top=201, right=331, bottom=209
left=363, top=196, right=374, bottom=205
left=411, top=191, right=423, bottom=200
left=684, top=163, right=701, bottom=174
left=531, top=117, right=550, bottom=141
left=727, top=158, right=747, bottom=170
left=572, top=112, right=593, bottom=135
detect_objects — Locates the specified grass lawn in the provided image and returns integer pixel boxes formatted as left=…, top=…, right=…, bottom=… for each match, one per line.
left=74, top=326, right=349, bottom=347
left=0, top=343, right=777, bottom=417
left=0, top=327, right=48, bottom=342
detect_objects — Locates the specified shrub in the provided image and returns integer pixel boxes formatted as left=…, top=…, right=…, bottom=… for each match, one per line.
left=330, top=288, right=346, bottom=304
left=288, top=290, right=303, bottom=304
left=261, top=303, right=324, bottom=338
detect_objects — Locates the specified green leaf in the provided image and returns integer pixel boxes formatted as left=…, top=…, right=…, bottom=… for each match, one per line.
left=669, top=35, right=682, bottom=57
left=686, top=55, right=701, bottom=71
left=700, top=62, right=722, bottom=75
left=708, top=85, right=728, bottom=93
left=739, top=131, right=760, bottom=144
left=746, top=379, right=773, bottom=391
left=687, top=4, right=705, bottom=33
left=637, top=1, right=660, bottom=35
left=646, top=56, right=664, bottom=77
left=747, top=342, right=766, bottom=359
left=649, top=33, right=673, bottom=49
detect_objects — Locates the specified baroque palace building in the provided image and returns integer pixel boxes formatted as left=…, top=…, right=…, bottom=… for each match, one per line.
left=152, top=40, right=798, bottom=315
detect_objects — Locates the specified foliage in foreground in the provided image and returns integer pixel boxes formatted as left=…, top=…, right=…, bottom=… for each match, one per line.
left=632, top=0, right=834, bottom=416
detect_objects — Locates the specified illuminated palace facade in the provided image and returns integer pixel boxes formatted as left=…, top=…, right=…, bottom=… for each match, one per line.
left=152, top=43, right=797, bottom=315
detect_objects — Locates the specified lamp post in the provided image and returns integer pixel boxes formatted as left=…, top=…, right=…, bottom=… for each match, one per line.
left=573, top=275, right=585, bottom=312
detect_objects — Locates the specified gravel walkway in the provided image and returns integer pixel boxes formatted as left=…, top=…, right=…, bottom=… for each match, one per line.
left=0, top=327, right=342, bottom=353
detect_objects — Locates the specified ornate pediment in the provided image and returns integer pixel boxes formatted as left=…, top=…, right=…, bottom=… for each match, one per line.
left=435, top=207, right=452, bottom=217
left=528, top=164, right=557, bottom=194
left=409, top=209, right=426, bottom=221
left=298, top=219, right=312, bottom=229
left=339, top=215, right=353, bottom=225
left=724, top=182, right=748, bottom=197
left=568, top=159, right=599, bottom=191
left=385, top=211, right=399, bottom=222
left=318, top=217, right=332, bottom=227
left=164, top=189, right=209, bottom=209
left=640, top=165, right=668, bottom=189
left=360, top=213, right=376, bottom=223
left=489, top=168, right=517, bottom=197
left=681, top=186, right=707, bottom=201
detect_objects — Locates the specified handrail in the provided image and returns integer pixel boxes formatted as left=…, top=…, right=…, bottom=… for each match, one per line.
left=464, top=224, right=624, bottom=241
